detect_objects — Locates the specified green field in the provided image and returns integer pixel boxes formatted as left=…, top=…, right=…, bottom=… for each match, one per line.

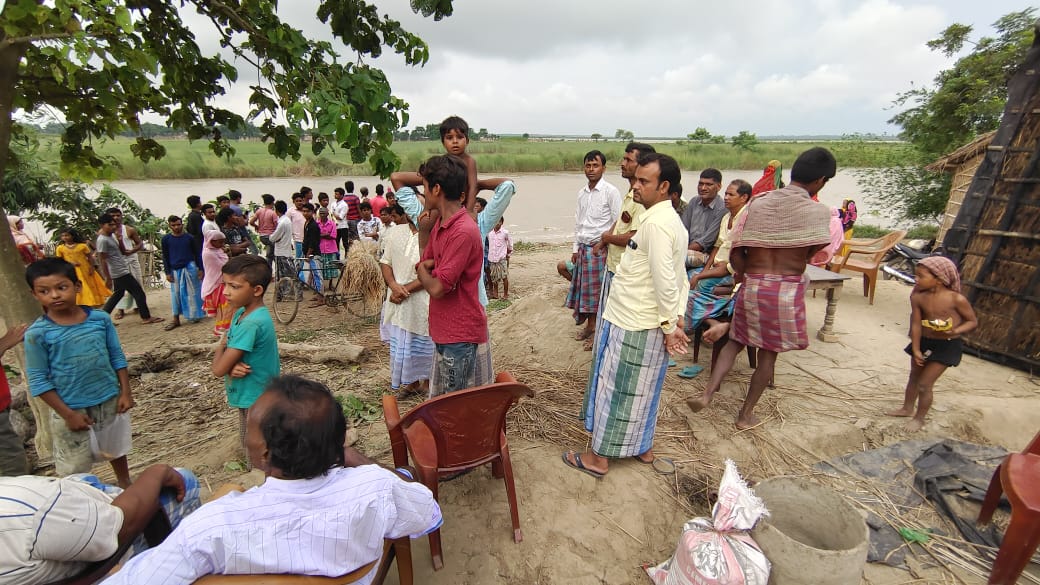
left=35, top=136, right=911, bottom=180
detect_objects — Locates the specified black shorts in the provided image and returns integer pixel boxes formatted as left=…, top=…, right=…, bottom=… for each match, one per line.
left=904, top=337, right=962, bottom=367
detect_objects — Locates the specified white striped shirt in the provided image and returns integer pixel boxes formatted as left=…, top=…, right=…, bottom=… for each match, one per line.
left=0, top=476, right=123, bottom=585
left=104, top=465, right=441, bottom=585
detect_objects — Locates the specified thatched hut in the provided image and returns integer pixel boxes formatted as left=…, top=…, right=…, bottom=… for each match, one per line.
left=942, top=21, right=1040, bottom=372
left=926, top=131, right=995, bottom=244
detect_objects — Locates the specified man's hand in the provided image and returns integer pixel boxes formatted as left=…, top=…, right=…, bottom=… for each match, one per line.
left=160, top=465, right=188, bottom=502
left=0, top=323, right=28, bottom=354
left=571, top=252, right=578, bottom=265
left=117, top=392, right=135, bottom=413
left=165, top=274, right=175, bottom=283
left=230, top=362, right=252, bottom=378
left=418, top=259, right=435, bottom=273
left=664, top=329, right=690, bottom=356
left=64, top=411, right=94, bottom=432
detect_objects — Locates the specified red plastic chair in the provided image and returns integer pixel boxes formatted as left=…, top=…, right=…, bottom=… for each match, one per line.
left=977, top=430, right=1040, bottom=584
left=382, top=371, right=533, bottom=570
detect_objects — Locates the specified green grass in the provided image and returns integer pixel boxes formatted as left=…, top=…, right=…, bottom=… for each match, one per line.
left=35, top=136, right=911, bottom=180
left=852, top=224, right=889, bottom=239
left=279, top=329, right=319, bottom=344
left=853, top=223, right=940, bottom=240
left=486, top=298, right=512, bottom=312
left=905, top=224, right=939, bottom=240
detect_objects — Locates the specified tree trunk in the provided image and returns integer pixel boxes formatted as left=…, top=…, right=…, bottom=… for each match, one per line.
left=0, top=37, right=49, bottom=458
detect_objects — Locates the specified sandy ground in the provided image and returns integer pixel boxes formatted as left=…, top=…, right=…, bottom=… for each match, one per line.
left=10, top=243, right=1040, bottom=584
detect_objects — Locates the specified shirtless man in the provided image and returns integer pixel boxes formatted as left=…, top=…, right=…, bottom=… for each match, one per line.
left=686, top=147, right=835, bottom=429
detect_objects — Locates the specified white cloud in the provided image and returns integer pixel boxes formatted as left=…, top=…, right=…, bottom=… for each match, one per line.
left=141, top=0, right=1027, bottom=137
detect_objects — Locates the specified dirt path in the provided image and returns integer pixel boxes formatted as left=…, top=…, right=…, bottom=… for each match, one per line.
left=13, top=243, right=1039, bottom=584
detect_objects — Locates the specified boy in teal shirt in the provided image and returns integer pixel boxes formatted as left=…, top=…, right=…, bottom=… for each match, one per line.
left=210, top=255, right=279, bottom=454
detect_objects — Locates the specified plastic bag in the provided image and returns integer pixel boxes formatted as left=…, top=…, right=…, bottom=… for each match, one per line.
left=646, top=460, right=771, bottom=585
left=89, top=412, right=132, bottom=462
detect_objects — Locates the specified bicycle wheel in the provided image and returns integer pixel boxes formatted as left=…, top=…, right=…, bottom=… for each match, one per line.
left=271, top=277, right=301, bottom=324
left=343, top=291, right=382, bottom=319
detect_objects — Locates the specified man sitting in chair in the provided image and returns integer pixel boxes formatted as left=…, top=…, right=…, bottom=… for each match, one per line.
left=0, top=464, right=200, bottom=584
left=106, top=375, right=442, bottom=584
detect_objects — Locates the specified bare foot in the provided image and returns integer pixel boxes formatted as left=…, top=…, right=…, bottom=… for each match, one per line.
left=904, top=418, right=925, bottom=432
left=575, top=328, right=594, bottom=341
left=735, top=414, right=762, bottom=430
left=885, top=407, right=915, bottom=418
left=703, top=321, right=730, bottom=344
left=583, top=336, right=595, bottom=351
left=141, top=317, right=165, bottom=324
left=686, top=395, right=711, bottom=413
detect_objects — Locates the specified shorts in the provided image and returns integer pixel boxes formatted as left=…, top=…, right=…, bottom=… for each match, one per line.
left=49, top=395, right=128, bottom=476
left=431, top=342, right=478, bottom=396
left=904, top=337, right=963, bottom=367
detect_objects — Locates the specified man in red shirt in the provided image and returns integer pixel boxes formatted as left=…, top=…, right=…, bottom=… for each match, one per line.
left=416, top=155, right=488, bottom=396
left=0, top=324, right=28, bottom=476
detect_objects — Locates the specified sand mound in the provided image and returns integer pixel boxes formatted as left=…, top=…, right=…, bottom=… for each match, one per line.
left=489, top=283, right=592, bottom=372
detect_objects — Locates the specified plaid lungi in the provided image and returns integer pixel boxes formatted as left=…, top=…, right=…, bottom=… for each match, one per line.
left=565, top=243, right=606, bottom=324
left=730, top=273, right=809, bottom=353
left=683, top=274, right=735, bottom=332
left=582, top=320, right=668, bottom=458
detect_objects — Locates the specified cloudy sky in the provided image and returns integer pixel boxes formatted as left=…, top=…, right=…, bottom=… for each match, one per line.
left=208, top=0, right=1024, bottom=137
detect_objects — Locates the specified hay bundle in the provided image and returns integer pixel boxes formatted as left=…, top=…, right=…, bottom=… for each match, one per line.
left=339, top=244, right=386, bottom=307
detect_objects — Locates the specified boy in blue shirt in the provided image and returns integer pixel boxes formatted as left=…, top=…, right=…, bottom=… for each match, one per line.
left=25, top=258, right=134, bottom=487
left=210, top=255, right=279, bottom=455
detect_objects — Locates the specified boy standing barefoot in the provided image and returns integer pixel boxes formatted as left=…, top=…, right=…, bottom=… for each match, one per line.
left=211, top=255, right=279, bottom=455
left=25, top=258, right=135, bottom=487
left=886, top=256, right=977, bottom=432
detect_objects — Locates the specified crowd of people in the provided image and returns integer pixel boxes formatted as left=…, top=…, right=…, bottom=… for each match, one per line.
left=0, top=117, right=979, bottom=581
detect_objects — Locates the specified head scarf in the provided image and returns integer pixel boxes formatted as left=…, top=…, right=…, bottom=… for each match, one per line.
left=751, top=160, right=783, bottom=196
left=918, top=256, right=961, bottom=293
left=201, top=229, right=228, bottom=297
left=8, top=215, right=32, bottom=246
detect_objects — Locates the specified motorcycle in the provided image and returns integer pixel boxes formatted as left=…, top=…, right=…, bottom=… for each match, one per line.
left=881, top=239, right=938, bottom=285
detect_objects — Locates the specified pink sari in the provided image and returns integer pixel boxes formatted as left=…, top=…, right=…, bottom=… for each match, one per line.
left=201, top=231, right=231, bottom=336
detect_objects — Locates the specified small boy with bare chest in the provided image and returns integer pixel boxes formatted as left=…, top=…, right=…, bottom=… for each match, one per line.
left=886, top=256, right=977, bottom=432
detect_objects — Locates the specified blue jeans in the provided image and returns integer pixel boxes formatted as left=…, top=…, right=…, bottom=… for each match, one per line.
left=434, top=342, right=477, bottom=394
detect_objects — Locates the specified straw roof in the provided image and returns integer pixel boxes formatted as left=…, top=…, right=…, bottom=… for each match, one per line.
left=925, top=130, right=996, bottom=173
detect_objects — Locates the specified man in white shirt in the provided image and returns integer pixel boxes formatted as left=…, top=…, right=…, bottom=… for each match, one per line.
left=269, top=200, right=296, bottom=282
left=201, top=203, right=220, bottom=234
left=286, top=192, right=307, bottom=258
left=564, top=153, right=689, bottom=479
left=331, top=187, right=351, bottom=255
left=107, top=375, right=441, bottom=585
left=565, top=150, right=621, bottom=348
left=0, top=465, right=200, bottom=585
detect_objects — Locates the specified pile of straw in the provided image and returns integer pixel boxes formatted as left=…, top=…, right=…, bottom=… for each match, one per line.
left=338, top=244, right=386, bottom=307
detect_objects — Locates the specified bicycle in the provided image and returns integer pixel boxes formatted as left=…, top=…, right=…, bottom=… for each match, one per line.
left=269, top=255, right=383, bottom=325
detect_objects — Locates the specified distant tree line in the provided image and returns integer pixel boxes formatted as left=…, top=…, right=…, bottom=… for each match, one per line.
left=394, top=123, right=496, bottom=142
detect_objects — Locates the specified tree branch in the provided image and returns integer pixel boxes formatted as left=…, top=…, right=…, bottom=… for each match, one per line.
left=0, top=32, right=79, bottom=50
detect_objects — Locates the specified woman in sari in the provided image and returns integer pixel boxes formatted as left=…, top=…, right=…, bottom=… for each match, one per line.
left=201, top=230, right=231, bottom=336
left=8, top=215, right=44, bottom=265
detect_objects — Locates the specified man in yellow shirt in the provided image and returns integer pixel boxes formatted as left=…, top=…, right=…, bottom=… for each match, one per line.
left=564, top=153, right=690, bottom=479
left=590, top=142, right=656, bottom=350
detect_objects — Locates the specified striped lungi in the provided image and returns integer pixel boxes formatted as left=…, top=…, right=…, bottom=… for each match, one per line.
left=731, top=273, right=810, bottom=353
left=582, top=320, right=668, bottom=458
left=386, top=323, right=435, bottom=390
left=683, top=274, right=735, bottom=333
left=170, top=261, right=205, bottom=321
left=592, top=270, right=614, bottom=343
left=565, top=243, right=606, bottom=324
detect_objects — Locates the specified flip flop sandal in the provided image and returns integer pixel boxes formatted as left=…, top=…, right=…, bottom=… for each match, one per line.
left=163, top=322, right=181, bottom=331
left=667, top=359, right=677, bottom=367
left=677, top=365, right=704, bottom=379
left=561, top=451, right=604, bottom=479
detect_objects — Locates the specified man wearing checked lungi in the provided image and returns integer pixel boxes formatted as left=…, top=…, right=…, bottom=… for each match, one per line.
left=687, top=147, right=835, bottom=429
left=566, top=150, right=621, bottom=349
left=563, top=153, right=690, bottom=479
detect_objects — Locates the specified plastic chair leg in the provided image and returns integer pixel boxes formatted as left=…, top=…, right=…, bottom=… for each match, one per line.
left=987, top=512, right=1040, bottom=585
left=417, top=467, right=443, bottom=571
left=978, top=463, right=1005, bottom=525
left=500, top=445, right=523, bottom=543
left=866, top=272, right=878, bottom=305
left=395, top=538, right=413, bottom=585
left=692, top=327, right=703, bottom=363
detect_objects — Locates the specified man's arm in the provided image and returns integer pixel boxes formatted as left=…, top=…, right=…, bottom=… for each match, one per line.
left=416, top=259, right=446, bottom=298
left=126, top=226, right=144, bottom=255
left=390, top=171, right=422, bottom=191
left=161, top=238, right=174, bottom=281
left=464, top=155, right=478, bottom=213
left=476, top=180, right=516, bottom=237
left=0, top=323, right=27, bottom=356
left=111, top=464, right=187, bottom=544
